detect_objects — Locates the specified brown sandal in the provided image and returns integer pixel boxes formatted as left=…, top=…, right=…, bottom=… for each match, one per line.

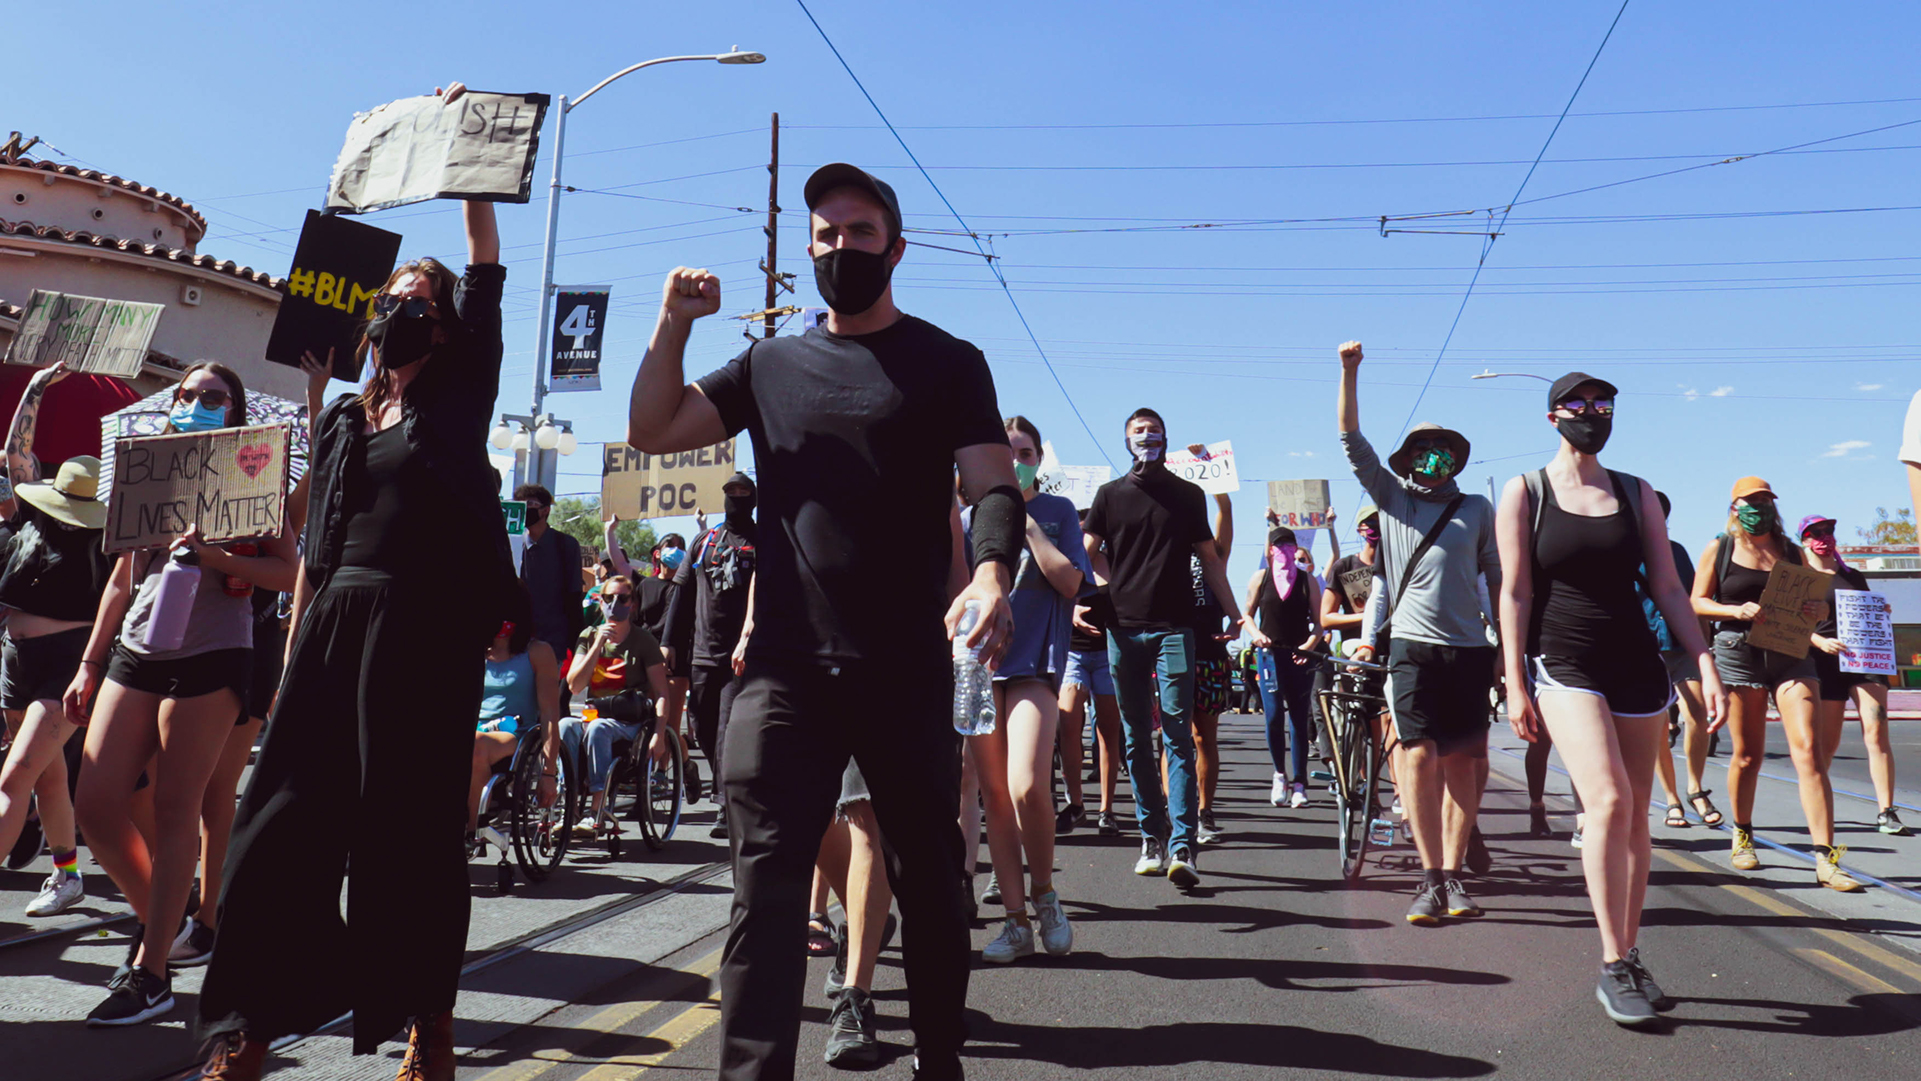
left=199, top=1032, right=266, bottom=1081
left=396, top=1011, right=455, bottom=1081
left=1688, top=790, right=1724, bottom=828
left=1664, top=803, right=1690, bottom=828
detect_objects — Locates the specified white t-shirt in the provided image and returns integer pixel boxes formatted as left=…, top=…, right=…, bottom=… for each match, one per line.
left=1900, top=389, right=1921, bottom=467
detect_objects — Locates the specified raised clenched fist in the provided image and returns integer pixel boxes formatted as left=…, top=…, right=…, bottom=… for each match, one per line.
left=662, top=267, right=722, bottom=322
left=1338, top=341, right=1364, bottom=369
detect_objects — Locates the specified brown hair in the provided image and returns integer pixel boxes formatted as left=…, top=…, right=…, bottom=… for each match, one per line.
left=354, top=258, right=459, bottom=421
left=168, top=362, right=248, bottom=431
left=1004, top=414, right=1042, bottom=450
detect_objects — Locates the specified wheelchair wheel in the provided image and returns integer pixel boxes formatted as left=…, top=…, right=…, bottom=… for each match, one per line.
left=638, top=726, right=684, bottom=851
left=510, top=727, right=577, bottom=884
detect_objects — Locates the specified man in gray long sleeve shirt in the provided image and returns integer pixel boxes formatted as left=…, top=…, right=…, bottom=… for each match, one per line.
left=1337, top=340, right=1500, bottom=927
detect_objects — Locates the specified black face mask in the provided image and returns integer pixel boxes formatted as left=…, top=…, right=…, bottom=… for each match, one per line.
left=1556, top=414, right=1613, bottom=455
left=524, top=505, right=546, bottom=526
left=724, top=491, right=756, bottom=526
left=813, top=246, right=894, bottom=315
left=366, top=304, right=437, bottom=369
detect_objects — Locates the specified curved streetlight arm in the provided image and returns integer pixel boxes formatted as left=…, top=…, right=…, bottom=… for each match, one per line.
left=572, top=55, right=724, bottom=111
left=1471, top=370, right=1554, bottom=383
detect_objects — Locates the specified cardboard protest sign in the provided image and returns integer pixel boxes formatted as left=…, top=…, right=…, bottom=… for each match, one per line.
left=326, top=91, right=551, bottom=214
left=104, top=424, right=291, bottom=553
left=1267, top=479, right=1332, bottom=530
left=500, top=499, right=527, bottom=537
left=3, top=289, right=164, bottom=378
left=1746, top=561, right=1831, bottom=658
left=549, top=286, right=611, bottom=393
left=601, top=440, right=739, bottom=521
left=1034, top=440, right=1111, bottom=511
left=1165, top=440, right=1239, bottom=495
left=1835, top=589, right=1898, bottom=676
left=265, top=210, right=403, bottom=380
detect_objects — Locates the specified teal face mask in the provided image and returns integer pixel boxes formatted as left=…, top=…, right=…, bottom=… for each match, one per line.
left=1735, top=503, right=1774, bottom=534
left=1413, top=447, right=1456, bottom=479
left=1013, top=461, right=1039, bottom=490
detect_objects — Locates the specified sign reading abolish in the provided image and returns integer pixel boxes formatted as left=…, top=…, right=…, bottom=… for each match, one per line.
left=601, top=440, right=738, bottom=521
left=548, top=286, right=610, bottom=393
left=1164, top=440, right=1239, bottom=495
left=4, top=289, right=164, bottom=378
left=1747, top=561, right=1832, bottom=658
left=1835, top=589, right=1898, bottom=676
left=266, top=210, right=403, bottom=381
left=1268, top=479, right=1332, bottom=530
left=326, top=91, right=551, bottom=214
left=104, top=424, right=291, bottom=554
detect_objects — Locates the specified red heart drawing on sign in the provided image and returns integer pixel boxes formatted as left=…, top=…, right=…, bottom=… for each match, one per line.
left=235, top=444, right=273, bottom=479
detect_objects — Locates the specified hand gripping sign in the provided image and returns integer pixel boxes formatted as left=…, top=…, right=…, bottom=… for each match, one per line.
left=326, top=91, right=551, bottom=214
left=104, top=424, right=291, bottom=553
left=265, top=211, right=404, bottom=381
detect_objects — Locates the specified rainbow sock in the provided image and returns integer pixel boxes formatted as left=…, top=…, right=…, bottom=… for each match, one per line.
left=52, top=849, right=78, bottom=878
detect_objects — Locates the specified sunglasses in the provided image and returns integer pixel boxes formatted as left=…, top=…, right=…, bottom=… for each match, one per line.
left=373, top=295, right=434, bottom=318
left=1804, top=525, right=1835, bottom=539
left=1556, top=397, right=1615, bottom=416
left=176, top=387, right=232, bottom=409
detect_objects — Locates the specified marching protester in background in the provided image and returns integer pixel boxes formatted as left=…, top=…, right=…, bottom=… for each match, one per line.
left=196, top=118, right=518, bottom=1078
left=1084, top=407, right=1256, bottom=890
left=808, top=763, right=894, bottom=1067
left=1245, top=525, right=1325, bottom=812
left=626, top=162, right=1018, bottom=1081
left=1691, top=478, right=1860, bottom=891
left=1647, top=492, right=1721, bottom=833
left=1339, top=341, right=1502, bottom=926
left=1056, top=511, right=1122, bottom=837
left=1320, top=505, right=1388, bottom=787
left=966, top=415, right=1089, bottom=963
left=470, top=584, right=561, bottom=848
left=515, top=483, right=585, bottom=675
left=1186, top=483, right=1235, bottom=844
left=0, top=362, right=111, bottom=921
left=563, top=575, right=670, bottom=834
left=1801, top=514, right=1908, bottom=837
left=1495, top=372, right=1725, bottom=1027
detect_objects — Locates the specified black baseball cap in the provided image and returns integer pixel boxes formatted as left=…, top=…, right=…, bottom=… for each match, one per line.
left=1548, top=371, right=1619, bottom=410
left=803, top=163, right=901, bottom=240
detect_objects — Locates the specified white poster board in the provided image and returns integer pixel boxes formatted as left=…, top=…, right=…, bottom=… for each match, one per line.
left=1164, top=440, right=1239, bottom=495
left=1835, top=589, right=1898, bottom=676
left=1035, top=440, right=1111, bottom=511
left=326, top=91, right=551, bottom=213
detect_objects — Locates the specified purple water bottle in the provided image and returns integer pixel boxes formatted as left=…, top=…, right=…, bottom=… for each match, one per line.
left=142, top=548, right=202, bottom=651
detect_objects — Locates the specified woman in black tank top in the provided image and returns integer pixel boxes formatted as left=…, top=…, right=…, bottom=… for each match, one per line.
left=1495, top=372, right=1720, bottom=1028
left=1242, top=526, right=1324, bottom=806
left=1691, top=480, right=1862, bottom=893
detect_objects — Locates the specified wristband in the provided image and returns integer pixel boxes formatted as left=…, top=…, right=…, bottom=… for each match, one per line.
left=969, top=484, right=1026, bottom=572
left=80, top=658, right=104, bottom=668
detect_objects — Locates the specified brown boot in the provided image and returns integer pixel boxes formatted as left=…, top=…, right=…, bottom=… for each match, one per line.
left=395, top=1011, right=456, bottom=1081
left=200, top=1032, right=267, bottom=1080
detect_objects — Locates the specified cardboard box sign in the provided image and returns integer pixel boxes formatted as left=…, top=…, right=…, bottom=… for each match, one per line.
left=1268, top=479, right=1331, bottom=530
left=1834, top=589, right=1898, bottom=676
left=104, top=424, right=291, bottom=554
left=266, top=210, right=404, bottom=381
left=601, top=440, right=739, bottom=521
left=3, top=290, right=164, bottom=378
left=327, top=91, right=551, bottom=214
left=1746, top=561, right=1831, bottom=658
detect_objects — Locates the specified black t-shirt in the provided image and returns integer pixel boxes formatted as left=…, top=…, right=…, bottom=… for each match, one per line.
left=668, top=523, right=758, bottom=667
left=1325, top=553, right=1375, bottom=617
left=1188, top=553, right=1230, bottom=660
left=0, top=503, right=112, bottom=622
left=634, top=574, right=675, bottom=644
left=1083, top=466, right=1211, bottom=630
left=696, top=316, right=1005, bottom=663
left=1070, top=587, right=1114, bottom=653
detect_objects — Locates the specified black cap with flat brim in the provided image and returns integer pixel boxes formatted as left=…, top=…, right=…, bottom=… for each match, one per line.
left=803, top=163, right=901, bottom=239
left=1548, top=371, right=1619, bottom=410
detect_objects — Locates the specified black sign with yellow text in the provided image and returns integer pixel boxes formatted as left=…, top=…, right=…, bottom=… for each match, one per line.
left=265, top=210, right=402, bottom=381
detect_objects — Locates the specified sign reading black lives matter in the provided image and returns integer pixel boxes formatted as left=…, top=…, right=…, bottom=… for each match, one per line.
left=105, top=424, right=291, bottom=554
left=3, top=290, right=164, bottom=378
left=266, top=211, right=404, bottom=381
left=326, top=91, right=551, bottom=214
left=601, top=440, right=738, bottom=521
left=549, top=286, right=611, bottom=393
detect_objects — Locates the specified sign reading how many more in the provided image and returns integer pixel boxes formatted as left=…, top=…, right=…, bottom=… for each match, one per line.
left=326, top=91, right=552, bottom=214
left=3, top=289, right=165, bottom=378
left=1268, top=479, right=1332, bottom=530
left=104, top=424, right=291, bottom=554
left=548, top=286, right=611, bottom=393
left=265, top=210, right=404, bottom=381
left=601, top=440, right=739, bottom=521
left=1835, top=589, right=1898, bottom=676
left=1163, top=441, right=1240, bottom=495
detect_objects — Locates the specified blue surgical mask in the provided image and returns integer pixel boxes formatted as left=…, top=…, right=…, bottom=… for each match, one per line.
left=659, top=548, right=685, bottom=571
left=169, top=399, right=228, bottom=433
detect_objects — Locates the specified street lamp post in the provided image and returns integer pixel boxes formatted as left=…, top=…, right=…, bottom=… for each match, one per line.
left=1470, top=370, right=1553, bottom=383
left=519, top=47, right=766, bottom=491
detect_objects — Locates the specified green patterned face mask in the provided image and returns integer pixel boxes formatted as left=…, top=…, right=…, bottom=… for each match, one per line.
left=1735, top=502, right=1774, bottom=534
left=1413, top=447, right=1456, bottom=479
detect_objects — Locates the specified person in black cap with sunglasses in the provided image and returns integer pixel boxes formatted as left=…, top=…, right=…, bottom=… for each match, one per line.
left=627, top=162, right=1022, bottom=1081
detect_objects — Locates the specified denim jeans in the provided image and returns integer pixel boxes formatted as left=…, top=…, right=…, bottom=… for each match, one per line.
left=1108, top=627, right=1198, bottom=853
left=560, top=716, right=641, bottom=795
left=1258, top=648, right=1318, bottom=784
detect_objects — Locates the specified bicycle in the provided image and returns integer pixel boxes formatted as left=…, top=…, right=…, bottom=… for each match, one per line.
left=1314, top=652, right=1398, bottom=882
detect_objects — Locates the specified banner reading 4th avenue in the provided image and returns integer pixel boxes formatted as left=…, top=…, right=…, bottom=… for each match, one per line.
left=265, top=210, right=403, bottom=381
left=601, top=440, right=738, bottom=521
left=549, top=286, right=611, bottom=393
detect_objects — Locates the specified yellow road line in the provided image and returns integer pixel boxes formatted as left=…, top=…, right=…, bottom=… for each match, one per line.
left=477, top=949, right=723, bottom=1081
left=1790, top=948, right=1903, bottom=995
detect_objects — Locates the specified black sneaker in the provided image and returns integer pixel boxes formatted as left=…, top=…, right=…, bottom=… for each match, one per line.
left=6, top=807, right=42, bottom=870
left=86, top=965, right=174, bottom=1027
left=1465, top=825, right=1492, bottom=875
left=1096, top=810, right=1120, bottom=836
left=1596, top=961, right=1658, bottom=1026
left=108, top=924, right=146, bottom=989
left=1405, top=883, right=1445, bottom=926
left=167, top=918, right=217, bottom=967
left=1624, top=947, right=1673, bottom=1012
left=911, top=1051, right=965, bottom=1081
left=979, top=872, right=1001, bottom=907
left=1879, top=809, right=1913, bottom=837
left=684, top=758, right=703, bottom=805
left=1443, top=878, right=1483, bottom=918
left=709, top=815, right=729, bottom=840
left=823, top=985, right=879, bottom=1067
left=1054, top=803, right=1085, bottom=836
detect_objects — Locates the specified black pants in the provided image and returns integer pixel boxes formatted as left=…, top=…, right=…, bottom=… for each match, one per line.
left=689, top=662, right=742, bottom=777
left=720, top=655, right=968, bottom=1081
left=199, top=569, right=481, bottom=1054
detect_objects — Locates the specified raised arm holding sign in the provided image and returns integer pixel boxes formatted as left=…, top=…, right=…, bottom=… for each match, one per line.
left=1164, top=440, right=1239, bottom=495
left=326, top=90, right=551, bottom=213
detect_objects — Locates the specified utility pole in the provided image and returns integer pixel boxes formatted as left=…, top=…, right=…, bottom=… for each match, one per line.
left=762, top=112, right=781, bottom=339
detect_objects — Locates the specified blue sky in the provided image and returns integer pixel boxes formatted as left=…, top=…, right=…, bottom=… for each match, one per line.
left=11, top=1, right=1919, bottom=597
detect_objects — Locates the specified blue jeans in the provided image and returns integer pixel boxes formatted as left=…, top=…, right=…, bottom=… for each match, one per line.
left=560, top=716, right=641, bottom=795
left=1108, top=627, right=1198, bottom=853
left=1258, top=648, right=1318, bottom=784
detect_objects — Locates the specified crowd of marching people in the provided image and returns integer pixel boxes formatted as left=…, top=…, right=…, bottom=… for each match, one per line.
left=0, top=90, right=1916, bottom=1078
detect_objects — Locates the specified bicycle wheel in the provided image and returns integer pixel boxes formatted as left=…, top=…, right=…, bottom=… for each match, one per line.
left=511, top=728, right=578, bottom=884
left=1337, top=700, right=1373, bottom=881
left=639, top=727, right=684, bottom=851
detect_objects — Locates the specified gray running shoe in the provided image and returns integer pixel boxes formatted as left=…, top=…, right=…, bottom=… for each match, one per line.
left=823, top=985, right=880, bottom=1067
left=1405, top=883, right=1445, bottom=926
left=1596, top=961, right=1659, bottom=1026
left=1879, top=809, right=1912, bottom=837
left=1197, top=811, right=1224, bottom=845
left=1133, top=837, right=1167, bottom=876
left=1624, top=946, right=1673, bottom=1012
left=1034, top=889, right=1073, bottom=956
left=981, top=917, right=1035, bottom=964
left=1166, top=846, right=1200, bottom=889
left=1443, top=878, right=1483, bottom=918
left=1097, top=810, right=1120, bottom=836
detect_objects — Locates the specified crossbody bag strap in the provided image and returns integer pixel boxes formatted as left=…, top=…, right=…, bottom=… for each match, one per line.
left=1387, top=493, right=1468, bottom=624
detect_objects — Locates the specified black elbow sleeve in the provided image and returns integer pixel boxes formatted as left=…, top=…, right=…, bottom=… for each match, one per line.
left=971, top=484, right=1026, bottom=572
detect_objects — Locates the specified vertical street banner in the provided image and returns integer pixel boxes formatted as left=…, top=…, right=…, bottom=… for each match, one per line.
left=265, top=210, right=404, bottom=381
left=103, top=424, right=292, bottom=553
left=326, top=91, right=551, bottom=213
left=601, top=440, right=739, bottom=520
left=1164, top=440, right=1239, bottom=495
left=1267, top=480, right=1332, bottom=530
left=549, top=286, right=611, bottom=393
left=1747, top=562, right=1832, bottom=658
left=1834, top=589, right=1898, bottom=676
left=3, top=290, right=164, bottom=378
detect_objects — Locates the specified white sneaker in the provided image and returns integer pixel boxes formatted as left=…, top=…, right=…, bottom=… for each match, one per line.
left=1134, top=836, right=1167, bottom=876
left=25, top=870, right=83, bottom=918
left=981, top=917, right=1036, bottom=963
left=1288, top=782, right=1309, bottom=809
left=572, top=815, right=599, bottom=838
left=477, top=825, right=511, bottom=854
left=1033, top=889, right=1073, bottom=956
left=1270, top=773, right=1288, bottom=806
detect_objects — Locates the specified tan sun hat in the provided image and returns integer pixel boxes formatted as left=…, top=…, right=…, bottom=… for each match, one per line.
left=1387, top=423, right=1471, bottom=478
left=16, top=456, right=107, bottom=530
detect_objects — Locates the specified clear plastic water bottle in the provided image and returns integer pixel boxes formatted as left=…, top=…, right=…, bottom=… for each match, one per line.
left=477, top=716, right=520, bottom=735
left=142, top=547, right=202, bottom=651
left=951, top=600, right=997, bottom=736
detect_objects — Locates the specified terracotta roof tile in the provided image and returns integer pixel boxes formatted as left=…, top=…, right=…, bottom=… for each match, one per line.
left=0, top=217, right=283, bottom=290
left=1, top=156, right=207, bottom=235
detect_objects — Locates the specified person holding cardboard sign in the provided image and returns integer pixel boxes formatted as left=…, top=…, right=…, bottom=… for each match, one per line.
left=196, top=80, right=520, bottom=1081
left=1691, top=478, right=1862, bottom=892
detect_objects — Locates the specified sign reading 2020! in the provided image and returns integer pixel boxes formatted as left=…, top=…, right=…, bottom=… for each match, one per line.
left=105, top=424, right=292, bottom=553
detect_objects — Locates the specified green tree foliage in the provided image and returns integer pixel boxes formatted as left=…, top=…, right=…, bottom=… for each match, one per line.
left=552, top=496, right=658, bottom=573
left=1855, top=506, right=1916, bottom=546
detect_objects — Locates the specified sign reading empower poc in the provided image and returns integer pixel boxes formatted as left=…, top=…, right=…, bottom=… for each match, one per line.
left=601, top=440, right=738, bottom=521
left=104, top=424, right=291, bottom=554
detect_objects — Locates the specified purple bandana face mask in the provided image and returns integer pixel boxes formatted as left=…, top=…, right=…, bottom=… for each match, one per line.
left=1270, top=543, right=1300, bottom=599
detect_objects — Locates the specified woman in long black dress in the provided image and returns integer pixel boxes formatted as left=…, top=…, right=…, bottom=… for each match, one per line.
left=196, top=82, right=523, bottom=1080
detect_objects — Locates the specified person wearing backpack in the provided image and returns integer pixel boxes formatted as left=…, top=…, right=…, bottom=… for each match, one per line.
left=1495, top=372, right=1724, bottom=1027
left=1690, top=478, right=1862, bottom=891
left=1647, top=492, right=1721, bottom=832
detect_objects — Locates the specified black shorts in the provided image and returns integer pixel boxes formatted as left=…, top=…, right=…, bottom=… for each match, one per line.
left=1386, top=639, right=1495, bottom=754
left=1, top=626, right=89, bottom=710
left=1529, top=650, right=1675, bottom=718
left=1814, top=650, right=1889, bottom=703
left=106, top=644, right=251, bottom=719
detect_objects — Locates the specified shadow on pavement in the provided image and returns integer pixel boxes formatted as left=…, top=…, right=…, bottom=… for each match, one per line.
left=963, top=1014, right=1496, bottom=1076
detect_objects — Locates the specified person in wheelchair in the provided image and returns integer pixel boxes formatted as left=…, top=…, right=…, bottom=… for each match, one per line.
left=563, top=577, right=670, bottom=836
left=470, top=587, right=562, bottom=851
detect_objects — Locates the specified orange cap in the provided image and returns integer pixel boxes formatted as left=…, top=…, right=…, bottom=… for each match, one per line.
left=1730, top=476, right=1775, bottom=501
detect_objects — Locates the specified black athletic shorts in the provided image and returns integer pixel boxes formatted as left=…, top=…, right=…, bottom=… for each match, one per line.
left=1386, top=639, right=1494, bottom=755
left=1, top=627, right=89, bottom=710
left=106, top=644, right=251, bottom=719
left=1814, top=649, right=1888, bottom=703
left=1529, top=650, right=1675, bottom=718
